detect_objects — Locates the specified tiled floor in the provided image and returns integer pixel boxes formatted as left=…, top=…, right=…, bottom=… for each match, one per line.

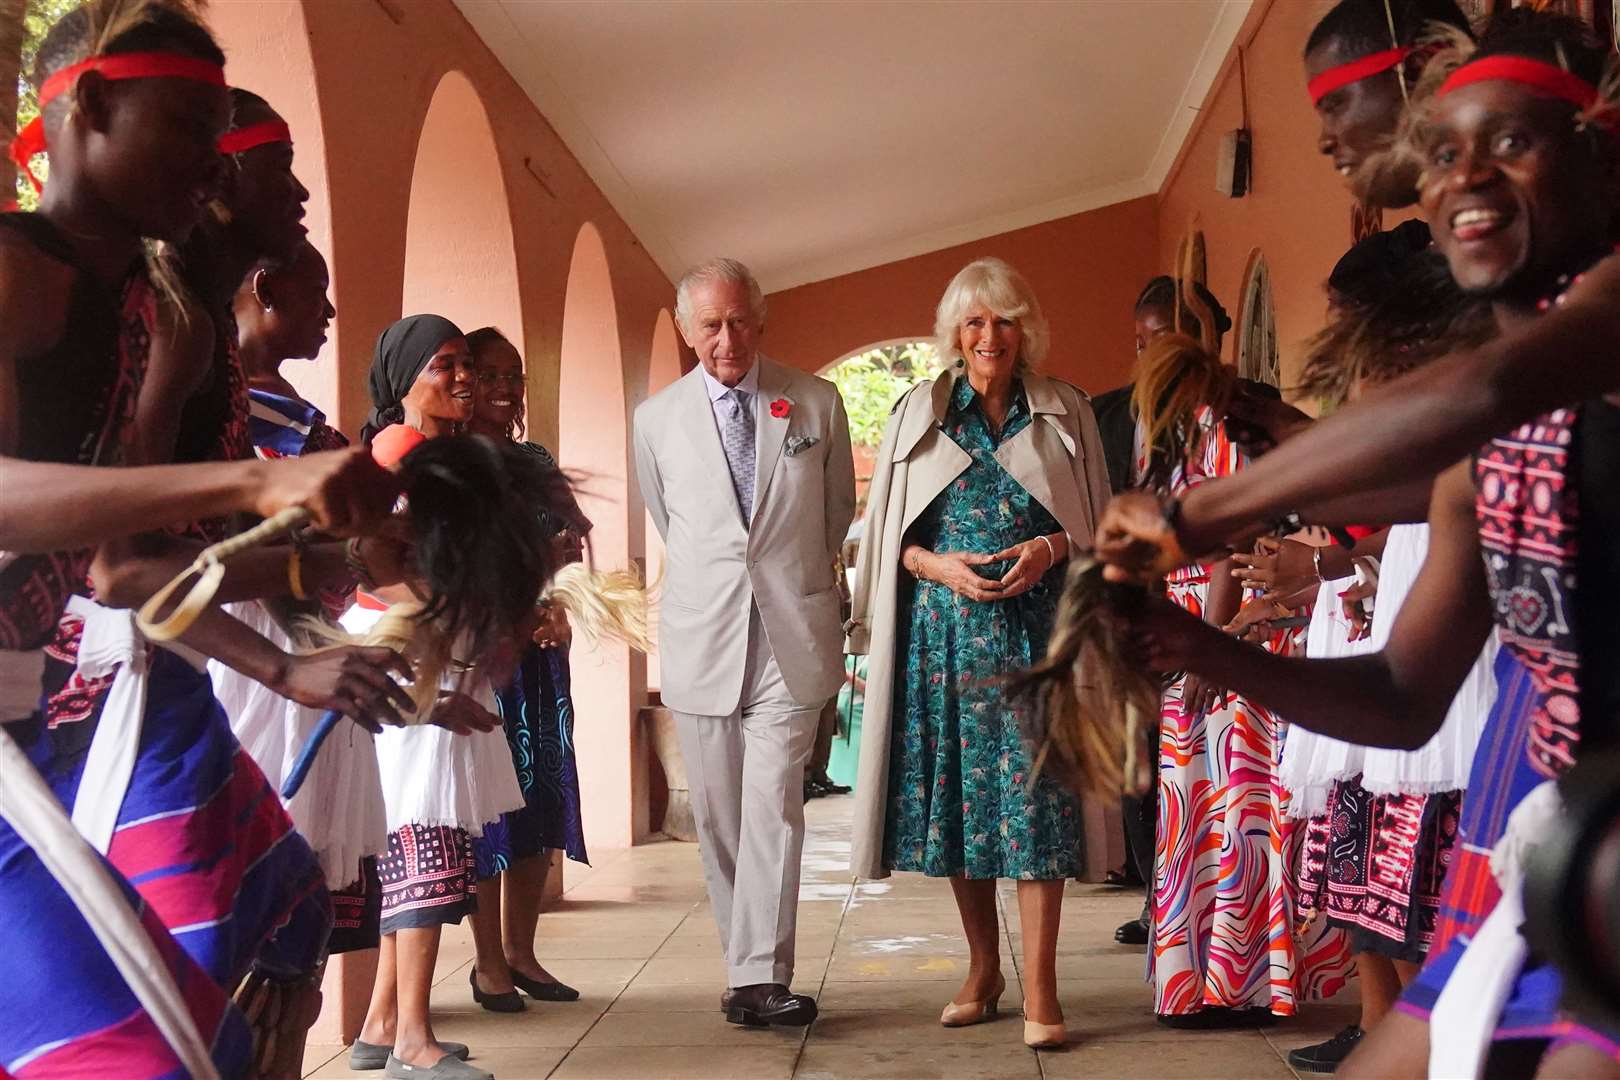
left=303, top=797, right=1357, bottom=1079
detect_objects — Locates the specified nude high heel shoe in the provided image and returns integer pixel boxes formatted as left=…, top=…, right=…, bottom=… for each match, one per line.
left=939, top=973, right=1006, bottom=1027
left=1022, top=1013, right=1067, bottom=1050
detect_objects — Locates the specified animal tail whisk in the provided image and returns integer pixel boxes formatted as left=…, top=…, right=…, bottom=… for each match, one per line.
left=1004, top=557, right=1159, bottom=798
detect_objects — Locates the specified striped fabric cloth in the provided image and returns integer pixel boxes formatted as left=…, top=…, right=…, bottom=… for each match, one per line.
left=247, top=388, right=348, bottom=460
left=37, top=650, right=330, bottom=988
left=0, top=722, right=251, bottom=1080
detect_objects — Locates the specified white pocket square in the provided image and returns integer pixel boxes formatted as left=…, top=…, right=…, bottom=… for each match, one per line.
left=784, top=435, right=820, bottom=456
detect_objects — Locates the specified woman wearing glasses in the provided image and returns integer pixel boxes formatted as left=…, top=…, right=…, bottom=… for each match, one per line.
left=462, top=327, right=595, bottom=1011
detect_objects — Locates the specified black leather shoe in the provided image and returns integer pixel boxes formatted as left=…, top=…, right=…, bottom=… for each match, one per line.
left=469, top=966, right=525, bottom=1013
left=719, top=988, right=735, bottom=1013
left=725, top=983, right=817, bottom=1027
left=1114, top=917, right=1149, bottom=945
left=1287, top=1025, right=1365, bottom=1072
left=807, top=772, right=851, bottom=796
left=510, top=969, right=579, bottom=1002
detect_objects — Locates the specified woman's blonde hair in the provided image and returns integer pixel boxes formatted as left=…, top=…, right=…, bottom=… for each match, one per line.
left=933, top=257, right=1049, bottom=374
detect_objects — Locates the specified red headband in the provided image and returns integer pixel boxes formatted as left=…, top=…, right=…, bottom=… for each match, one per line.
left=1309, top=46, right=1412, bottom=106
left=1436, top=55, right=1598, bottom=110
left=9, top=50, right=225, bottom=194
left=219, top=120, right=291, bottom=155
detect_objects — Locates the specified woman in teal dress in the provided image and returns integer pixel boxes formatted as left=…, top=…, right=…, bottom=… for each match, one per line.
left=884, top=375, right=1080, bottom=880
left=846, top=258, right=1113, bottom=1052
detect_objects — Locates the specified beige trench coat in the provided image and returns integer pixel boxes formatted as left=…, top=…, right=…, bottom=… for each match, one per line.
left=843, top=364, right=1120, bottom=881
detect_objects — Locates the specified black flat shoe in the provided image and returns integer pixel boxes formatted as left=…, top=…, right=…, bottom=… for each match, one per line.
left=725, top=983, right=817, bottom=1027
left=469, top=966, right=525, bottom=1013
left=510, top=969, right=580, bottom=1002
left=1287, top=1025, right=1365, bottom=1073
left=1156, top=1006, right=1276, bottom=1030
left=1114, top=918, right=1149, bottom=945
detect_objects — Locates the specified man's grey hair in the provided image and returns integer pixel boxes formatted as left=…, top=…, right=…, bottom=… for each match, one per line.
left=674, top=257, right=767, bottom=332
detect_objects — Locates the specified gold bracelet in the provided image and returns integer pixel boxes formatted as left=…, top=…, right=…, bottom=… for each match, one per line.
left=287, top=548, right=308, bottom=601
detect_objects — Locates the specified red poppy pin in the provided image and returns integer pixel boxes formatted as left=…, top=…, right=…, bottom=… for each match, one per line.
left=769, top=397, right=791, bottom=418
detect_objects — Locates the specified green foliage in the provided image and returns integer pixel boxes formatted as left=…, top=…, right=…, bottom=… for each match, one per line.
left=14, top=0, right=80, bottom=209
left=828, top=341, right=941, bottom=449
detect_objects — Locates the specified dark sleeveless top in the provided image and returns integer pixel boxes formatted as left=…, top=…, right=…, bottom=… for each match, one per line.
left=174, top=308, right=250, bottom=467
left=172, top=307, right=251, bottom=545
left=0, top=214, right=150, bottom=651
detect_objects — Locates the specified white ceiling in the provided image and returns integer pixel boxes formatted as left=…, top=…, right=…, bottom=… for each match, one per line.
left=454, top=0, right=1250, bottom=294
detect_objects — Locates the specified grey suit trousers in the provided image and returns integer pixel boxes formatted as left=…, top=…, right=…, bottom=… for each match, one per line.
left=673, top=605, right=821, bottom=988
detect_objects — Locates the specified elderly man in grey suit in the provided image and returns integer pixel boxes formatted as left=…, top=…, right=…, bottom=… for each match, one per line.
left=634, top=257, right=855, bottom=1028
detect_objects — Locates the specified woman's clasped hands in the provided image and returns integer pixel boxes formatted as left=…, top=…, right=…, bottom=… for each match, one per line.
left=905, top=533, right=1067, bottom=602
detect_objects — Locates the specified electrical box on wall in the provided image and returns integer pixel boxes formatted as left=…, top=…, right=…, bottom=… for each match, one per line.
left=1216, top=128, right=1251, bottom=198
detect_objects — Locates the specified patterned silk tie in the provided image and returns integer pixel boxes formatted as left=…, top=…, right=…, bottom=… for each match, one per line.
left=719, top=387, right=756, bottom=525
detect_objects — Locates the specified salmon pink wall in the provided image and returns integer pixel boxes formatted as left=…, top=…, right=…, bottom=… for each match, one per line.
left=1156, top=0, right=1367, bottom=389
left=763, top=196, right=1161, bottom=396
left=211, top=0, right=675, bottom=442
left=402, top=72, right=523, bottom=348
left=762, top=1, right=1404, bottom=400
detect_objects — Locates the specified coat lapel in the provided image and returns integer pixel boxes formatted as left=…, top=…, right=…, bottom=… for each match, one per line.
left=751, top=358, right=791, bottom=510
left=993, top=372, right=1094, bottom=541
left=896, top=371, right=971, bottom=533
left=890, top=367, right=957, bottom=464
left=675, top=367, right=740, bottom=506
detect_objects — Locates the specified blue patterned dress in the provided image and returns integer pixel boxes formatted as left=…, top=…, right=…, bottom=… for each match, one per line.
left=474, top=441, right=590, bottom=876
left=882, top=377, right=1082, bottom=880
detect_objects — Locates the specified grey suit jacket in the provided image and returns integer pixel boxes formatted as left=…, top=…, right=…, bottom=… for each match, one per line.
left=634, top=357, right=856, bottom=716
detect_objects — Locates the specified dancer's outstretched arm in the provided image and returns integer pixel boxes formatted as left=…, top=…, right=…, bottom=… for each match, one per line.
left=0, top=451, right=398, bottom=552
left=0, top=235, right=398, bottom=551
left=1130, top=462, right=1492, bottom=749
left=1098, top=257, right=1620, bottom=572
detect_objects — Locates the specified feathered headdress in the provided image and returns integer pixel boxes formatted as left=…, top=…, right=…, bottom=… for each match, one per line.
left=1388, top=11, right=1620, bottom=199
left=1296, top=221, right=1494, bottom=408
left=1004, top=558, right=1158, bottom=798
left=1131, top=222, right=1235, bottom=492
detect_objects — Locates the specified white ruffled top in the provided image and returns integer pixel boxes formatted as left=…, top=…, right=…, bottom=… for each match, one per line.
left=341, top=604, right=523, bottom=837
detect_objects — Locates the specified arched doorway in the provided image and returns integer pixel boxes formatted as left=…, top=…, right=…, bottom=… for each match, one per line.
left=559, top=222, right=638, bottom=851
left=821, top=338, right=940, bottom=514
left=402, top=72, right=523, bottom=352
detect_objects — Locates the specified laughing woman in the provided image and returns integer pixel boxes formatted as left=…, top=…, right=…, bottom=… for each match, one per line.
left=352, top=316, right=523, bottom=1080
left=846, top=258, right=1113, bottom=1051
left=462, top=326, right=593, bottom=1010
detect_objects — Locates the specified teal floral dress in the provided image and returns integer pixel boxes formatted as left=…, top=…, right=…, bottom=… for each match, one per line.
left=882, top=376, right=1082, bottom=880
